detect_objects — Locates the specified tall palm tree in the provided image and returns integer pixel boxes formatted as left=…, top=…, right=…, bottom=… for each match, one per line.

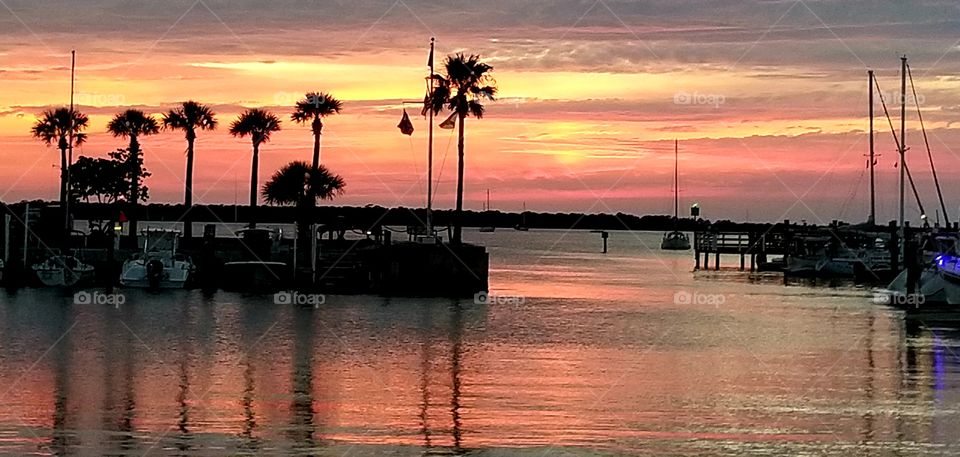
left=107, top=109, right=159, bottom=242
left=229, top=108, right=282, bottom=228
left=291, top=92, right=342, bottom=169
left=423, top=53, right=497, bottom=244
left=31, top=107, right=89, bottom=206
left=163, top=101, right=218, bottom=238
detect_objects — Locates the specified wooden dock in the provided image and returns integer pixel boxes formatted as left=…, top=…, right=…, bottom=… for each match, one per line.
left=693, top=230, right=789, bottom=271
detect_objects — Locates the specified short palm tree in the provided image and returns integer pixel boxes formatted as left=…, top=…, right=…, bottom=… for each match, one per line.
left=107, top=109, right=160, bottom=204
left=263, top=160, right=345, bottom=266
left=107, top=109, right=159, bottom=243
left=31, top=107, right=89, bottom=206
left=423, top=53, right=497, bottom=244
left=229, top=108, right=282, bottom=228
left=291, top=92, right=342, bottom=169
left=262, top=161, right=345, bottom=206
left=163, top=101, right=218, bottom=238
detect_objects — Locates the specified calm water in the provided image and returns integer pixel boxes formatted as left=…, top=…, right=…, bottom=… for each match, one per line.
left=1, top=229, right=959, bottom=456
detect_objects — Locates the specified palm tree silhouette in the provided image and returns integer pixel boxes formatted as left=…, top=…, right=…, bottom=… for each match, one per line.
left=423, top=53, right=497, bottom=244
left=107, top=109, right=160, bottom=242
left=229, top=108, right=282, bottom=228
left=291, top=92, right=342, bottom=169
left=262, top=161, right=345, bottom=206
left=31, top=107, right=89, bottom=207
left=163, top=101, right=218, bottom=238
left=263, top=161, right=345, bottom=264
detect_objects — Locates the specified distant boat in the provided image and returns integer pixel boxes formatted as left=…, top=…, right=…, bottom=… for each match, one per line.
left=514, top=202, right=529, bottom=231
left=661, top=140, right=691, bottom=250
left=32, top=254, right=94, bottom=287
left=480, top=189, right=495, bottom=233
left=222, top=228, right=289, bottom=291
left=120, top=229, right=193, bottom=289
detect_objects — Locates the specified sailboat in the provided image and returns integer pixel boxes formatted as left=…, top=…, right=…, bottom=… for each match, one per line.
left=514, top=202, right=529, bottom=231
left=32, top=51, right=95, bottom=287
left=789, top=71, right=892, bottom=277
left=881, top=56, right=960, bottom=307
left=661, top=140, right=691, bottom=250
left=479, top=189, right=495, bottom=232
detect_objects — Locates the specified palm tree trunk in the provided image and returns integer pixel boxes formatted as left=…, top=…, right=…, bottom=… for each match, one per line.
left=312, top=129, right=321, bottom=169
left=454, top=113, right=466, bottom=245
left=128, top=135, right=140, bottom=246
left=59, top=144, right=68, bottom=205
left=184, top=137, right=195, bottom=239
left=249, top=143, right=259, bottom=229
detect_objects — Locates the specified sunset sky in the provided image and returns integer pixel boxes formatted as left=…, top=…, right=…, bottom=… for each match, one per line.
left=3, top=0, right=960, bottom=222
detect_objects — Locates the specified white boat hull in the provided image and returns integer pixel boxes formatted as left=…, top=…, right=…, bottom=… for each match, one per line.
left=120, top=259, right=192, bottom=289
left=32, top=257, right=95, bottom=287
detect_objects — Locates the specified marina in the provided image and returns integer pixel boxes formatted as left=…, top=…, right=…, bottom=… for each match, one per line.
left=5, top=1, right=960, bottom=455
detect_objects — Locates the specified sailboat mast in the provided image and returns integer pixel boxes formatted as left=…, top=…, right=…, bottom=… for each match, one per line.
left=674, top=139, right=679, bottom=219
left=899, top=55, right=907, bottom=263
left=64, top=50, right=76, bottom=234
left=868, top=70, right=875, bottom=225
left=427, top=37, right=435, bottom=235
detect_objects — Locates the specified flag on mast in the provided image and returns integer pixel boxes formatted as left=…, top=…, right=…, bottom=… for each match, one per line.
left=439, top=111, right=457, bottom=129
left=397, top=109, right=415, bottom=136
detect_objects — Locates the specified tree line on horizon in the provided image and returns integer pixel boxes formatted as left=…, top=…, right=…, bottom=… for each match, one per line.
left=29, top=52, right=497, bottom=246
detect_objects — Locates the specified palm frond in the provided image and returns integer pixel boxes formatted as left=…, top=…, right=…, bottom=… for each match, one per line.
left=108, top=109, right=160, bottom=138
left=291, top=91, right=343, bottom=124
left=230, top=108, right=282, bottom=146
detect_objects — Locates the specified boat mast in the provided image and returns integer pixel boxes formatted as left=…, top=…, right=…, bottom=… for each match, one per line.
left=674, top=139, right=679, bottom=220
left=868, top=70, right=875, bottom=225
left=426, top=37, right=435, bottom=236
left=898, top=55, right=907, bottom=263
left=64, top=50, right=76, bottom=235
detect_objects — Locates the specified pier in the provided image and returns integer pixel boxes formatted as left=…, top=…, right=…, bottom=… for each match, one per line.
left=694, top=220, right=960, bottom=282
left=0, top=202, right=488, bottom=297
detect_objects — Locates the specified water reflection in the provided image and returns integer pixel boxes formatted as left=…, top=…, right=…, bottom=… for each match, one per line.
left=2, top=231, right=960, bottom=455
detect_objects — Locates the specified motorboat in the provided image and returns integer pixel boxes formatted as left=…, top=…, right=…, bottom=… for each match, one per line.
left=120, top=229, right=193, bottom=289
left=32, top=254, right=94, bottom=287
left=661, top=231, right=691, bottom=250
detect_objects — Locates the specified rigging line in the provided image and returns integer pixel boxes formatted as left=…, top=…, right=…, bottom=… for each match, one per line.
left=875, top=77, right=926, bottom=220
left=838, top=165, right=866, bottom=220
left=432, top=124, right=456, bottom=204
left=902, top=160, right=926, bottom=220
left=409, top=135, right=423, bottom=204
left=907, top=63, right=949, bottom=223
left=873, top=78, right=902, bottom=151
